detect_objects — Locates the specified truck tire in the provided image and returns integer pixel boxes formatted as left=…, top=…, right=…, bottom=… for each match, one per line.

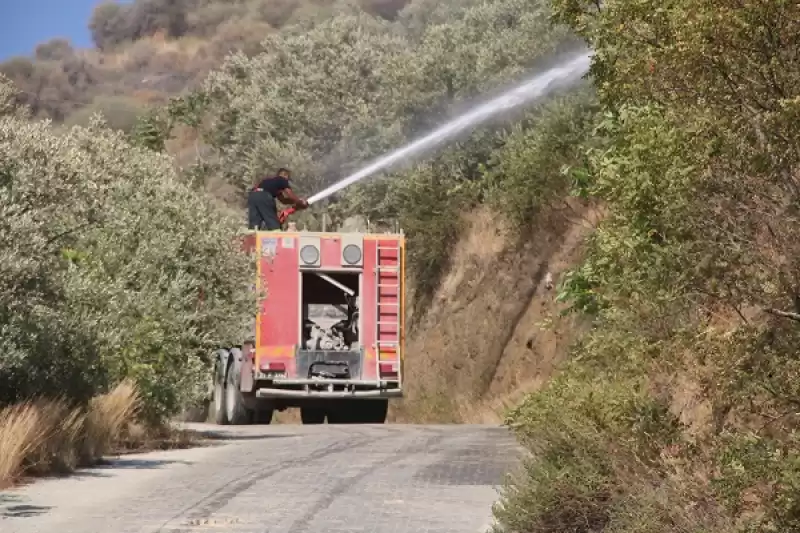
left=325, top=406, right=346, bottom=424
left=328, top=400, right=387, bottom=424
left=363, top=400, right=388, bottom=424
left=225, top=353, right=252, bottom=425
left=211, top=357, right=228, bottom=425
left=327, top=401, right=358, bottom=424
left=254, top=406, right=274, bottom=424
left=300, top=407, right=326, bottom=424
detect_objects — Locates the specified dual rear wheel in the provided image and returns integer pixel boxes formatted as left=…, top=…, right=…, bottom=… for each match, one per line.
left=212, top=358, right=273, bottom=425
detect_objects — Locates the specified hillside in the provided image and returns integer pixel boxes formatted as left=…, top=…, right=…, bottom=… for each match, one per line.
left=2, top=0, right=589, bottom=397
left=392, top=202, right=600, bottom=424
left=1, top=0, right=592, bottom=477
left=4, top=0, right=800, bottom=532
left=0, top=0, right=410, bottom=127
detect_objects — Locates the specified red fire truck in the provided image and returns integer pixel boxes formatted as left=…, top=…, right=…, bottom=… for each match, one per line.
left=210, top=228, right=405, bottom=425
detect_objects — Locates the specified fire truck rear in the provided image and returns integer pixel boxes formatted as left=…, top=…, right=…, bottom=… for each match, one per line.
left=210, top=228, right=404, bottom=425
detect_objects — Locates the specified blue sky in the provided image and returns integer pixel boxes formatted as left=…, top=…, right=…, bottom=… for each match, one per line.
left=0, top=1, right=118, bottom=60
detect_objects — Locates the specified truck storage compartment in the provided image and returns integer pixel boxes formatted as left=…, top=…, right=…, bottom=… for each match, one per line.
left=301, top=271, right=360, bottom=351
left=300, top=271, right=361, bottom=380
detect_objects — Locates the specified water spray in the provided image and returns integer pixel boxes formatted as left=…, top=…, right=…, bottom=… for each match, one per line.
left=279, top=50, right=592, bottom=223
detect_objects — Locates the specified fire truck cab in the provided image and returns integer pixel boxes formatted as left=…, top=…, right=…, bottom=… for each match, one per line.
left=210, top=228, right=405, bottom=425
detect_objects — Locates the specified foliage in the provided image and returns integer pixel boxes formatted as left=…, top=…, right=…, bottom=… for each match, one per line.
left=493, top=368, right=685, bottom=533
left=63, top=95, right=147, bottom=133
left=130, top=107, right=173, bottom=152
left=2, top=0, right=420, bottom=123
left=160, top=0, right=587, bottom=306
left=0, top=55, right=96, bottom=121
left=493, top=0, right=800, bottom=532
left=0, top=75, right=22, bottom=118
left=90, top=0, right=190, bottom=51
left=195, top=12, right=410, bottom=196
left=34, top=39, right=75, bottom=61
left=483, top=87, right=598, bottom=226
left=89, top=2, right=130, bottom=50
left=0, top=106, right=253, bottom=421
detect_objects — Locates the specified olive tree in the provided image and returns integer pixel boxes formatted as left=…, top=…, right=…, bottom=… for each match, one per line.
left=0, top=87, right=254, bottom=419
left=196, top=13, right=410, bottom=197
left=158, top=0, right=586, bottom=311
left=173, top=0, right=582, bottom=197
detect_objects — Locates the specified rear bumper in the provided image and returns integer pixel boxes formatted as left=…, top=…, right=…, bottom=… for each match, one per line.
left=257, top=389, right=402, bottom=399
left=255, top=378, right=402, bottom=400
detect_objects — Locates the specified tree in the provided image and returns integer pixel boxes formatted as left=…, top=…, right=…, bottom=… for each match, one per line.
left=0, top=75, right=24, bottom=118
left=0, top=110, right=253, bottom=419
left=127, top=0, right=190, bottom=41
left=89, top=2, right=130, bottom=50
left=256, top=0, right=300, bottom=27
left=172, top=0, right=581, bottom=196
left=359, top=0, right=410, bottom=20
left=492, top=1, right=800, bottom=532
left=34, top=39, right=75, bottom=61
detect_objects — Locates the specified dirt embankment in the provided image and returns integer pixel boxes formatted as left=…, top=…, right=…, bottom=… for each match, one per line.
left=392, top=200, right=603, bottom=424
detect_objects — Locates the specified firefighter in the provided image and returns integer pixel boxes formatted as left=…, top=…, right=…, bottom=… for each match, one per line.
left=247, top=167, right=309, bottom=230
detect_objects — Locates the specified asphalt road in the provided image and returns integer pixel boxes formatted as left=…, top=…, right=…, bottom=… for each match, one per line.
left=1, top=424, right=522, bottom=533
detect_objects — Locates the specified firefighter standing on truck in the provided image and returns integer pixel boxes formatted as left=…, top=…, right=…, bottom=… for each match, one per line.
left=247, top=167, right=309, bottom=230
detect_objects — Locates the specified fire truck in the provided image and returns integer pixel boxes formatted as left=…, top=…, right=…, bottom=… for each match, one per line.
left=210, top=226, right=405, bottom=425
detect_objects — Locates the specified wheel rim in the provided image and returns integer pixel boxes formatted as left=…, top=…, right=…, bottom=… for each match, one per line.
left=226, top=377, right=236, bottom=421
left=214, top=379, right=224, bottom=416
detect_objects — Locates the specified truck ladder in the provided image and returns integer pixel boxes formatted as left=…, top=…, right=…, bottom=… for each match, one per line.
left=375, top=241, right=402, bottom=384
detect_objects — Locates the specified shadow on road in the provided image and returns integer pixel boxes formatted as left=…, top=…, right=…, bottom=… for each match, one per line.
left=61, top=458, right=195, bottom=481
left=193, top=430, right=298, bottom=442
left=96, top=457, right=194, bottom=469
left=0, top=494, right=52, bottom=519
left=1, top=503, right=52, bottom=518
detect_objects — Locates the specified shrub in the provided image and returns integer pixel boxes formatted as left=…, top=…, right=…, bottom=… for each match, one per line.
left=0, top=381, right=140, bottom=487
left=493, top=369, right=684, bottom=533
left=0, top=107, right=254, bottom=421
left=90, top=2, right=131, bottom=50
left=34, top=39, right=75, bottom=61
left=63, top=96, right=147, bottom=133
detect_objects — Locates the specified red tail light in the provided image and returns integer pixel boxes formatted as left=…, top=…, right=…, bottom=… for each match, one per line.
left=260, top=361, right=286, bottom=372
left=379, top=362, right=398, bottom=377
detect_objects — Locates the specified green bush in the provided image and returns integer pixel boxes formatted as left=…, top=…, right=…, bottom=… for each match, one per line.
left=482, top=88, right=598, bottom=228
left=492, top=0, right=800, bottom=531
left=493, top=369, right=683, bottom=533
left=0, top=81, right=253, bottom=421
left=161, top=0, right=585, bottom=306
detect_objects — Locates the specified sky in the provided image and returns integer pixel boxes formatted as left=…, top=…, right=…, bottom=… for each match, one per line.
left=0, top=1, right=113, bottom=60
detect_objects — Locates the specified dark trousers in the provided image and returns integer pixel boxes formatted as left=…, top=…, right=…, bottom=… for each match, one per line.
left=247, top=190, right=281, bottom=230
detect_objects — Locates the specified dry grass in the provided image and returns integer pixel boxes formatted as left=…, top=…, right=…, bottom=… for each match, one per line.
left=0, top=403, right=50, bottom=488
left=83, top=381, right=141, bottom=460
left=0, top=381, right=143, bottom=488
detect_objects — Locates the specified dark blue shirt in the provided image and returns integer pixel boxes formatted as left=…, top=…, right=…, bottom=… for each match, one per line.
left=254, top=176, right=291, bottom=197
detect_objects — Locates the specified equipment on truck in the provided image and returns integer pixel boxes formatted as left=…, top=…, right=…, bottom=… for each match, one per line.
left=278, top=206, right=296, bottom=225
left=210, top=218, right=405, bottom=425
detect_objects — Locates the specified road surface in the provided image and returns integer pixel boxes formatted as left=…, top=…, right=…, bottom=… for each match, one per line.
left=1, top=424, right=522, bottom=533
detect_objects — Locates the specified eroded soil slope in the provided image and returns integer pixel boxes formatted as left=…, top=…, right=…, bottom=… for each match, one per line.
left=392, top=201, right=602, bottom=423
